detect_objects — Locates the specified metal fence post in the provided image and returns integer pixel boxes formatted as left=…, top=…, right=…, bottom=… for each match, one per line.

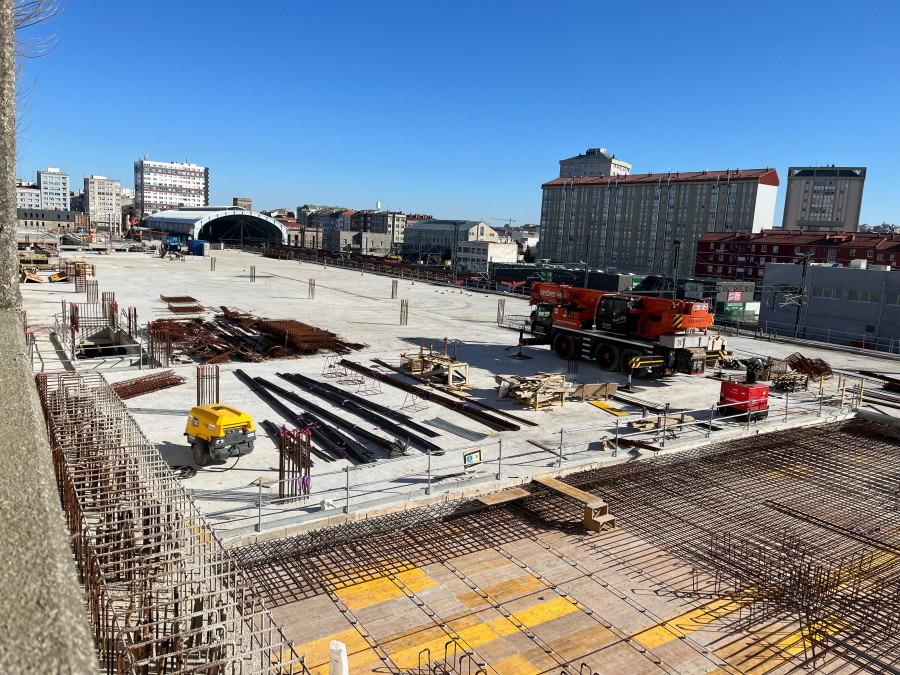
left=784, top=391, right=789, bottom=422
left=496, top=439, right=502, bottom=480
left=426, top=451, right=432, bottom=495
left=708, top=403, right=715, bottom=438
left=344, top=467, right=350, bottom=513
left=614, top=418, right=620, bottom=454
left=256, top=482, right=262, bottom=532
left=557, top=429, right=563, bottom=468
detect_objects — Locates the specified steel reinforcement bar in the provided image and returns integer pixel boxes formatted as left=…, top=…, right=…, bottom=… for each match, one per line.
left=340, top=359, right=520, bottom=432
left=35, top=372, right=309, bottom=675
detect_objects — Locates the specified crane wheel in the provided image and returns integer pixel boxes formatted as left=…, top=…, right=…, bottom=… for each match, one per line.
left=594, top=343, right=620, bottom=371
left=191, top=441, right=209, bottom=467
left=553, top=334, right=576, bottom=359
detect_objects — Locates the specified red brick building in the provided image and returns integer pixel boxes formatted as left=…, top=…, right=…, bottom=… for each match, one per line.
left=694, top=230, right=900, bottom=281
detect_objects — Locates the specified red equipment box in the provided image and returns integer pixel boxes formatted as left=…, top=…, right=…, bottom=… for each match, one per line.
left=719, top=381, right=769, bottom=413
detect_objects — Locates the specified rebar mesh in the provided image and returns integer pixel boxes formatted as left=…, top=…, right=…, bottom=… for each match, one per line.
left=35, top=372, right=309, bottom=674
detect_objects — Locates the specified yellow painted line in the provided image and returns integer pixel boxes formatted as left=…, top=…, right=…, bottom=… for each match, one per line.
left=281, top=627, right=368, bottom=670
left=632, top=595, right=754, bottom=650
left=850, top=455, right=872, bottom=463
left=589, top=400, right=628, bottom=416
left=493, top=653, right=541, bottom=674
left=774, top=616, right=848, bottom=657
left=388, top=596, right=580, bottom=669
left=335, top=567, right=436, bottom=611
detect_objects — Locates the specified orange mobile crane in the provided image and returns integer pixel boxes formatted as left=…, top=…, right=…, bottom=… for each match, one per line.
left=525, top=282, right=717, bottom=377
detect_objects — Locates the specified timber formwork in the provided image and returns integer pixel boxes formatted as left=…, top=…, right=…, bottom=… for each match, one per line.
left=35, top=372, right=308, bottom=675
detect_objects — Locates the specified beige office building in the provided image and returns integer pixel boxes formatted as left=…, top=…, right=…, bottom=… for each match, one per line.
left=781, top=166, right=866, bottom=232
left=84, top=175, right=122, bottom=231
left=559, top=148, right=631, bottom=178
left=539, top=168, right=780, bottom=277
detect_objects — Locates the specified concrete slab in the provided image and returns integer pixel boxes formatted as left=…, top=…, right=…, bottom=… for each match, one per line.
left=18, top=249, right=893, bottom=539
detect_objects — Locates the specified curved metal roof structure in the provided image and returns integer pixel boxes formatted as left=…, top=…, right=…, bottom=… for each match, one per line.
left=143, top=207, right=287, bottom=245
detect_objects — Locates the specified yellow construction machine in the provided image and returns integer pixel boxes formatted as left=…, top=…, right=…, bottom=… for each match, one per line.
left=184, top=404, right=256, bottom=466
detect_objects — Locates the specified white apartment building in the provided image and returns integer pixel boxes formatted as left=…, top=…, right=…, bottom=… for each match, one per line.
left=559, top=148, right=631, bottom=178
left=16, top=180, right=41, bottom=209
left=456, top=240, right=519, bottom=270
left=37, top=168, right=70, bottom=210
left=84, top=175, right=122, bottom=230
left=134, top=157, right=209, bottom=217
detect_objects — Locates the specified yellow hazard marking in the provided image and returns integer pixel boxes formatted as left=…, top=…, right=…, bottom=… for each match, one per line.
left=773, top=616, right=848, bottom=657
left=673, top=315, right=683, bottom=328
left=632, top=595, right=754, bottom=650
left=387, top=596, right=580, bottom=668
left=589, top=400, right=628, bottom=416
left=761, top=463, right=811, bottom=480
left=335, top=567, right=436, bottom=611
left=282, top=627, right=373, bottom=672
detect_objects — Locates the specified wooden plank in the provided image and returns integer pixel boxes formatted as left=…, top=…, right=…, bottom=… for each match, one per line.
left=534, top=476, right=604, bottom=508
left=588, top=400, right=628, bottom=416
left=477, top=487, right=531, bottom=506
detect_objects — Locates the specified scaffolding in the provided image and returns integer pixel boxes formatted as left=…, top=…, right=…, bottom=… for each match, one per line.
left=35, top=372, right=309, bottom=674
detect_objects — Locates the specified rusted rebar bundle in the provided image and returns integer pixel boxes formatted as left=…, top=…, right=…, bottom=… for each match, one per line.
left=279, top=428, right=312, bottom=501
left=341, top=359, right=520, bottom=432
left=34, top=372, right=309, bottom=674
left=111, top=370, right=187, bottom=400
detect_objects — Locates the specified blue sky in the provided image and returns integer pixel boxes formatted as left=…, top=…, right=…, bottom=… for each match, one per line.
left=15, top=0, right=900, bottom=227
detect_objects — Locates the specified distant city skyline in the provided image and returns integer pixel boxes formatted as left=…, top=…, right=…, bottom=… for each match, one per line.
left=14, top=1, right=900, bottom=228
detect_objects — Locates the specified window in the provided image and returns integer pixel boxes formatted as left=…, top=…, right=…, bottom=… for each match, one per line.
left=886, top=294, right=900, bottom=305
left=827, top=249, right=837, bottom=263
left=795, top=246, right=802, bottom=255
left=707, top=265, right=713, bottom=272
left=850, top=249, right=856, bottom=256
left=877, top=254, right=885, bottom=261
left=716, top=266, right=723, bottom=273
left=761, top=245, right=768, bottom=252
left=750, top=245, right=756, bottom=252
left=773, top=246, right=779, bottom=253
left=849, top=290, right=881, bottom=303
left=866, top=324, right=876, bottom=333
left=813, top=287, right=839, bottom=299
left=868, top=250, right=874, bottom=258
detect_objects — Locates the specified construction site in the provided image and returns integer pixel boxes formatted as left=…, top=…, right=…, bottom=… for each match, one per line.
left=19, top=245, right=900, bottom=674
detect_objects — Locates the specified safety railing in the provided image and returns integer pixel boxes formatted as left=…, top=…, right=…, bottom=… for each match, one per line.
left=193, top=385, right=856, bottom=538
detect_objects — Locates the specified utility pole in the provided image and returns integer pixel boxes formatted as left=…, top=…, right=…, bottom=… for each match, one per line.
left=671, top=239, right=682, bottom=299
left=793, top=253, right=811, bottom=338
left=451, top=221, right=460, bottom=285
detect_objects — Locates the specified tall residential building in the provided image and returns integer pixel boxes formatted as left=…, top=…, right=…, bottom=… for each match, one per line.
left=134, top=157, right=209, bottom=218
left=371, top=211, right=407, bottom=244
left=37, top=168, right=70, bottom=210
left=16, top=180, right=41, bottom=209
left=84, top=175, right=122, bottom=229
left=559, top=148, right=631, bottom=178
left=782, top=166, right=866, bottom=232
left=539, top=168, right=780, bottom=277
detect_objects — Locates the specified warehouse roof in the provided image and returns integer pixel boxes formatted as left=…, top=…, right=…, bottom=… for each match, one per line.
left=144, top=207, right=287, bottom=244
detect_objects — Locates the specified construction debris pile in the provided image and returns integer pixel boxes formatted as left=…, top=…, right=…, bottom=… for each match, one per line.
left=147, top=307, right=364, bottom=365
left=496, top=372, right=573, bottom=410
left=785, top=351, right=833, bottom=379
left=111, top=370, right=187, bottom=400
